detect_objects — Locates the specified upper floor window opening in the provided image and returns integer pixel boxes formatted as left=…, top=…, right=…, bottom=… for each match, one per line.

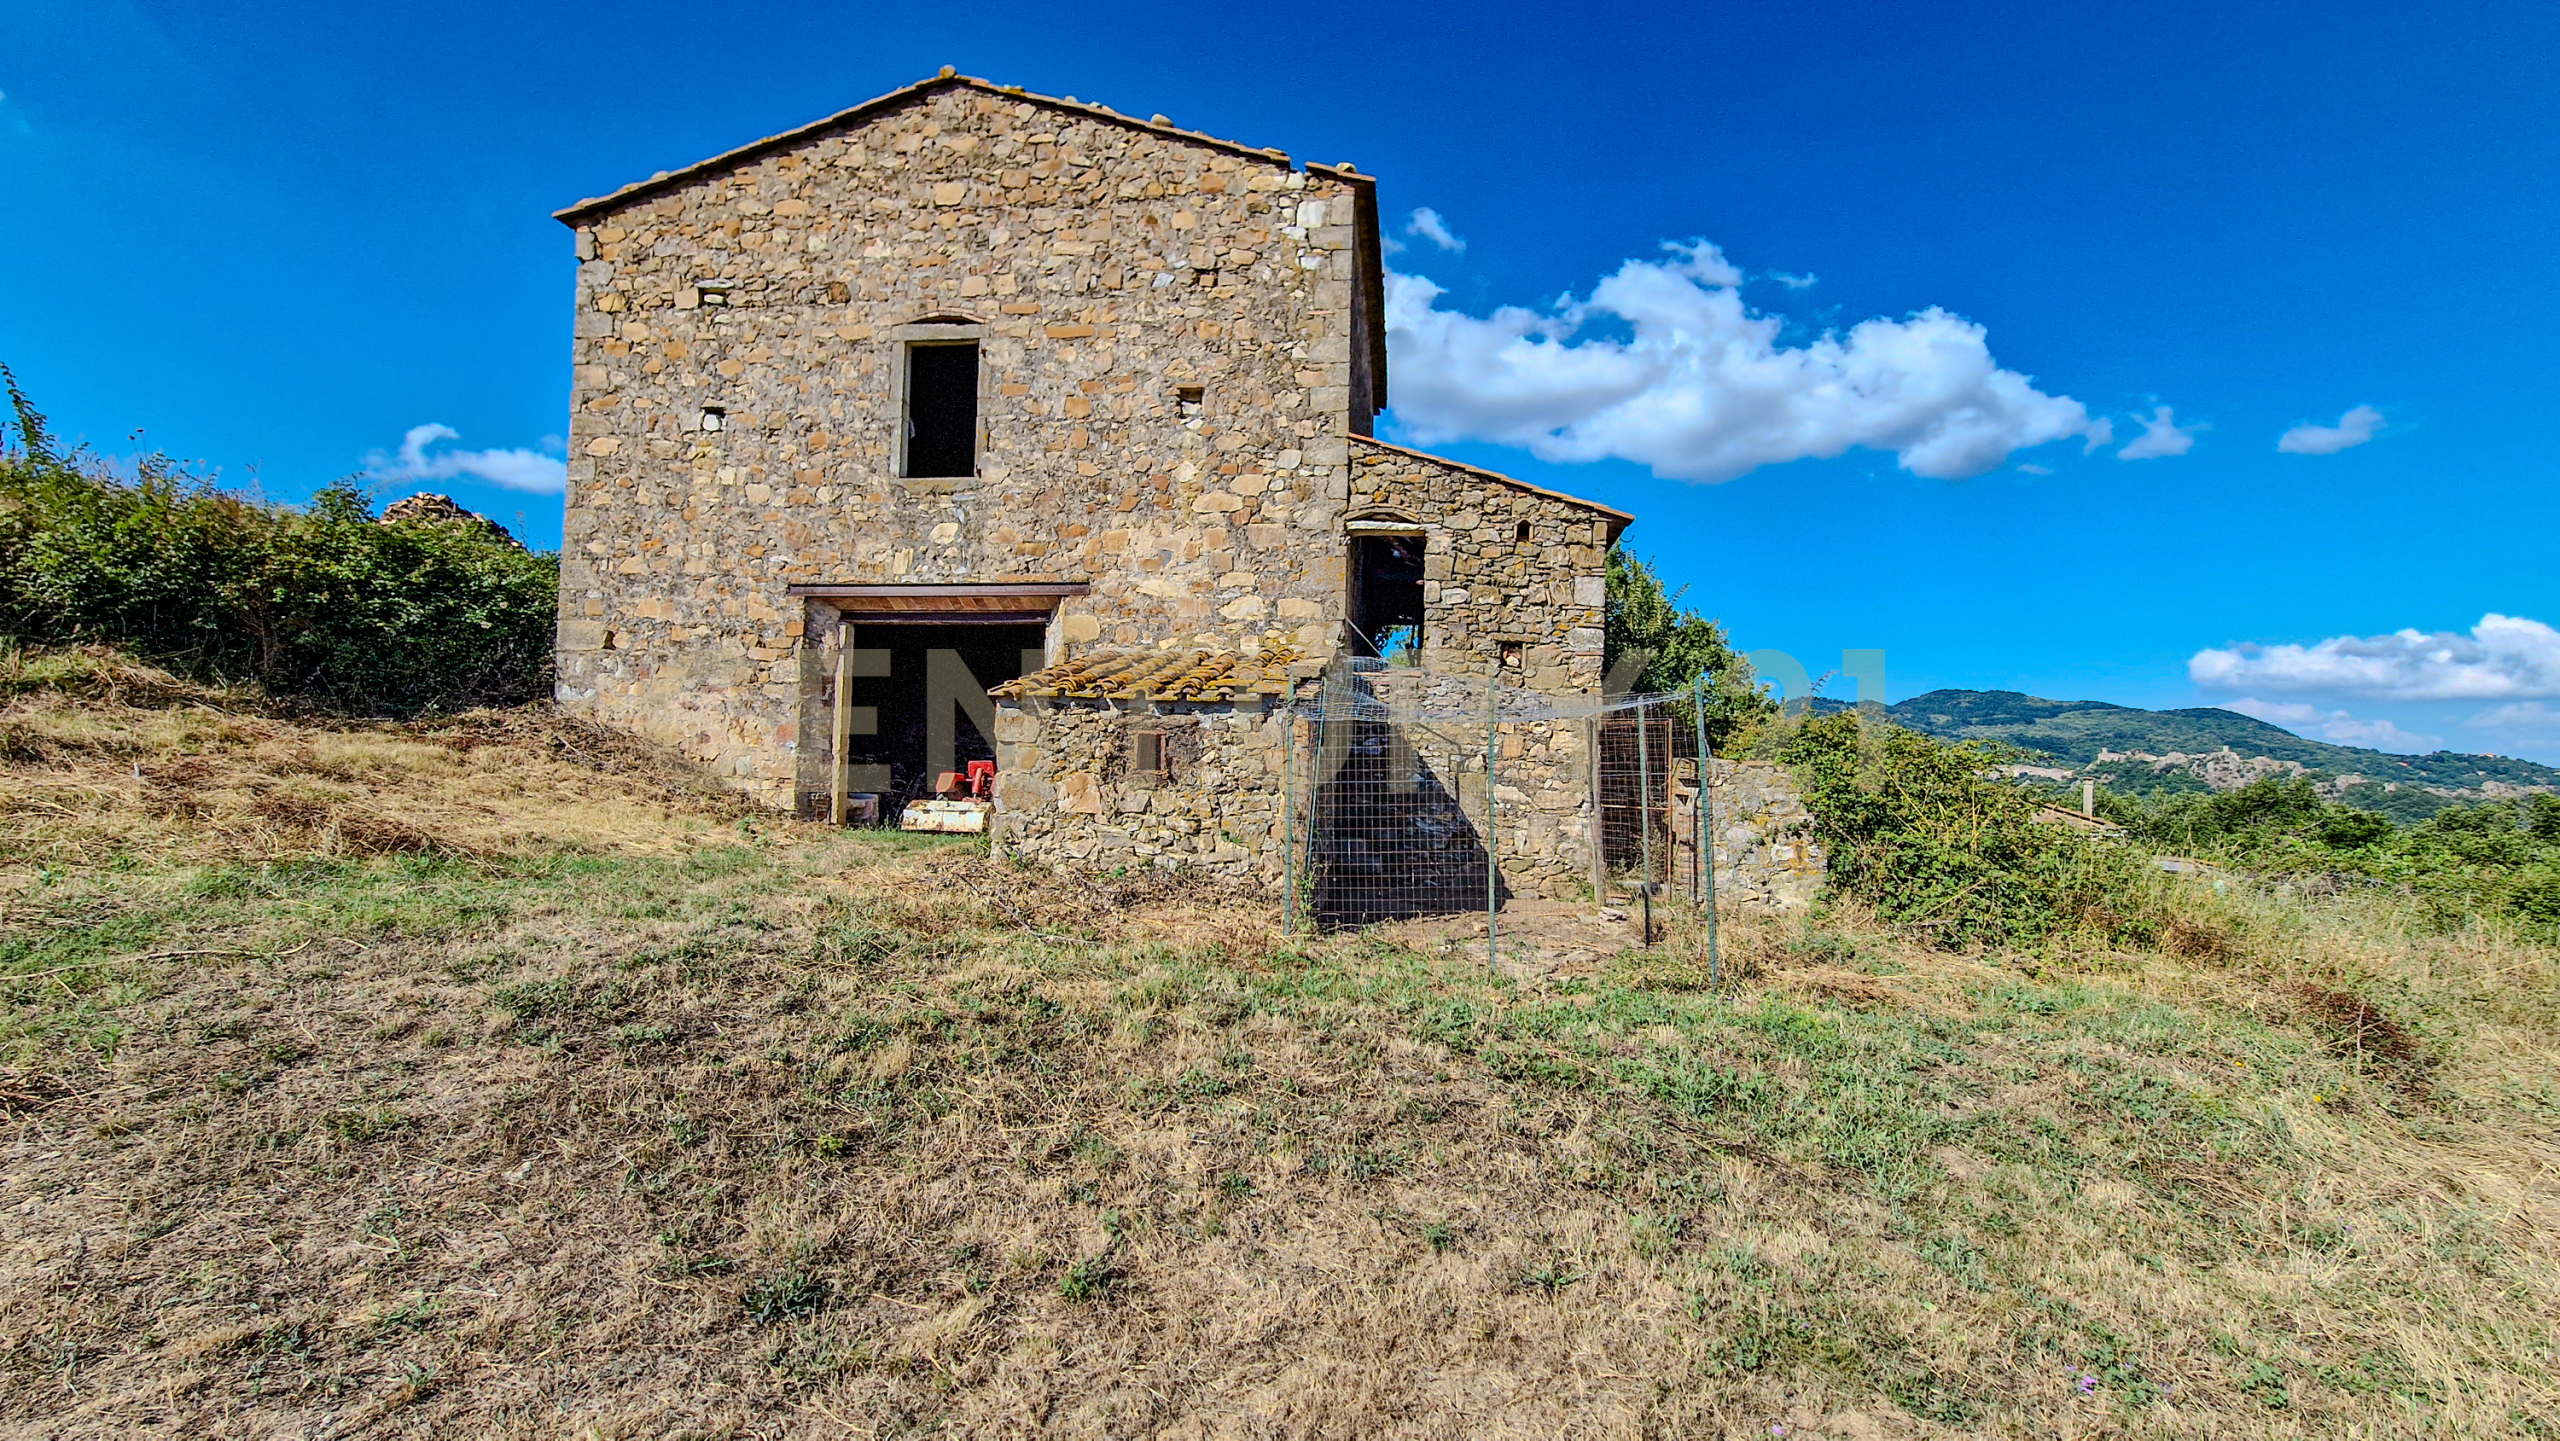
left=904, top=341, right=979, bottom=479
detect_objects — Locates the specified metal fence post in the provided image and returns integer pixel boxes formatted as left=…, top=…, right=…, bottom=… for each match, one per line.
left=1695, top=672, right=1720, bottom=988
left=1485, top=661, right=1499, bottom=971
left=1281, top=700, right=1296, bottom=936
left=1636, top=693, right=1654, bottom=948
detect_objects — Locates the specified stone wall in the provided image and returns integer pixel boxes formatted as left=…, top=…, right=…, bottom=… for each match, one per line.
left=1674, top=759, right=1828, bottom=911
left=990, top=685, right=1831, bottom=915
left=989, top=698, right=1290, bottom=882
left=550, top=74, right=1634, bottom=813
left=552, top=77, right=1378, bottom=806
left=1346, top=439, right=1618, bottom=693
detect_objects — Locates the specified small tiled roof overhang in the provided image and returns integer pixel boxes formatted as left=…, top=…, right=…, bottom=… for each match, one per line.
left=992, top=646, right=1304, bottom=703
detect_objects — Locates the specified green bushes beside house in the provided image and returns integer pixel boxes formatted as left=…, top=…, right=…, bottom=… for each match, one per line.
left=0, top=371, right=557, bottom=714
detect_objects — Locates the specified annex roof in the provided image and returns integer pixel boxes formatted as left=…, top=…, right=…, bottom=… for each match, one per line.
left=991, top=645, right=1305, bottom=703
left=555, top=69, right=1319, bottom=225
left=1349, top=435, right=1635, bottom=537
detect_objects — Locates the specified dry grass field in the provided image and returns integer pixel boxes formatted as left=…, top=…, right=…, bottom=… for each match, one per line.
left=2, top=649, right=2556, bottom=1438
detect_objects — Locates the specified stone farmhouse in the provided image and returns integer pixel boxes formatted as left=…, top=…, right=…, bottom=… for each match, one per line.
left=550, top=69, right=1645, bottom=892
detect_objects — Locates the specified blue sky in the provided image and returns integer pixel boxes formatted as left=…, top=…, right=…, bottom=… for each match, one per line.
left=7, top=0, right=2558, bottom=758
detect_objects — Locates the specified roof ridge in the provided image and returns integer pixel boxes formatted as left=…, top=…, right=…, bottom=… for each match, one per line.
left=556, top=71, right=1298, bottom=225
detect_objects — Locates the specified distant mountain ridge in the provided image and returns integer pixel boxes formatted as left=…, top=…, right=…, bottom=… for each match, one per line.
left=1813, top=689, right=2560, bottom=819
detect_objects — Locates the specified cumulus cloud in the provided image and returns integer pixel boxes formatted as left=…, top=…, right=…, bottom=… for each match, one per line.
left=363, top=423, right=566, bottom=495
left=1384, top=241, right=2113, bottom=483
left=2226, top=698, right=2442, bottom=752
left=2116, top=405, right=2196, bottom=461
left=1404, top=208, right=1465, bottom=253
left=2278, top=403, right=2385, bottom=455
left=2192, top=614, right=2560, bottom=701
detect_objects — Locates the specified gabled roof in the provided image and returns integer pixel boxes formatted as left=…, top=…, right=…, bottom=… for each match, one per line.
left=556, top=69, right=1319, bottom=225
left=992, top=645, right=1305, bottom=703
left=1349, top=435, right=1635, bottom=538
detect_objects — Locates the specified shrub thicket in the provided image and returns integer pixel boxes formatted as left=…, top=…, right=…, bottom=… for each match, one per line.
left=1783, top=711, right=2171, bottom=950
left=2121, top=774, right=2560, bottom=936
left=0, top=372, right=558, bottom=714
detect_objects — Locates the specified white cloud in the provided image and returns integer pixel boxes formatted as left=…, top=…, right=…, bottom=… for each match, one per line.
left=2192, top=614, right=2560, bottom=700
left=1404, top=207, right=1465, bottom=253
left=2277, top=403, right=2384, bottom=455
left=363, top=423, right=567, bottom=495
left=2225, top=697, right=2441, bottom=752
left=1383, top=241, right=2114, bottom=483
left=2116, top=405, right=2196, bottom=460
left=2015, top=462, right=2053, bottom=475
left=1769, top=270, right=1818, bottom=290
left=2470, top=701, right=2560, bottom=731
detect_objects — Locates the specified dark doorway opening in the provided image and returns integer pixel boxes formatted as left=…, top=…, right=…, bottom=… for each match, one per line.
left=904, top=343, right=979, bottom=479
left=838, top=622, right=1043, bottom=819
left=1349, top=533, right=1425, bottom=657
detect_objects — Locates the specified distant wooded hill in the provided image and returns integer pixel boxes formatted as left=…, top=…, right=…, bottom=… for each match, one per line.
left=1810, top=689, right=2560, bottom=822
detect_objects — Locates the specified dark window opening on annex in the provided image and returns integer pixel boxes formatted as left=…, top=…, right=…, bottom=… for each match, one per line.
left=1350, top=533, right=1425, bottom=657
left=904, top=342, right=979, bottom=478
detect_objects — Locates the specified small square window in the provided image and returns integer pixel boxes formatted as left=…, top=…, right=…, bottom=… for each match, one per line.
left=1515, top=520, right=1533, bottom=544
left=695, top=281, right=734, bottom=307
left=1175, top=385, right=1205, bottom=419
left=699, top=406, right=726, bottom=433
left=1193, top=268, right=1219, bottom=288
left=1500, top=641, right=1524, bottom=669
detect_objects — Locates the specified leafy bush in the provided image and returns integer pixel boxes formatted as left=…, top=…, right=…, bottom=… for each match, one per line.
left=2124, top=776, right=2395, bottom=854
left=2123, top=775, right=2560, bottom=936
left=0, top=371, right=557, bottom=714
left=1784, top=712, right=2170, bottom=950
left=1604, top=548, right=1771, bottom=748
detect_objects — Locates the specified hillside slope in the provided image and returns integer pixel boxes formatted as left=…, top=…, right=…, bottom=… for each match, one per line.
left=3, top=656, right=2556, bottom=1436
left=1822, top=689, right=2560, bottom=816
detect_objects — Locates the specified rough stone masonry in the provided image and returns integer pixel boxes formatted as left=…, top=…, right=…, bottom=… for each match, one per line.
left=547, top=69, right=1824, bottom=910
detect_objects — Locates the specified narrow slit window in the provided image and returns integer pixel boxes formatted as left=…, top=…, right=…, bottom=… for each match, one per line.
left=1515, top=520, right=1533, bottom=544
left=904, top=342, right=979, bottom=479
left=1133, top=730, right=1163, bottom=776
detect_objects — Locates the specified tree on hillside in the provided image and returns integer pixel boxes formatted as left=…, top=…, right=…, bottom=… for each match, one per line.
left=1603, top=548, right=1772, bottom=747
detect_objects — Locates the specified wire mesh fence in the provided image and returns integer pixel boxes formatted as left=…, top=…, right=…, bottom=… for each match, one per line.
left=1280, top=657, right=1723, bottom=975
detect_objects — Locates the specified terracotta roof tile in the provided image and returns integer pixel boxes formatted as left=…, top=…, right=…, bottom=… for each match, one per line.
left=992, top=645, right=1303, bottom=703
